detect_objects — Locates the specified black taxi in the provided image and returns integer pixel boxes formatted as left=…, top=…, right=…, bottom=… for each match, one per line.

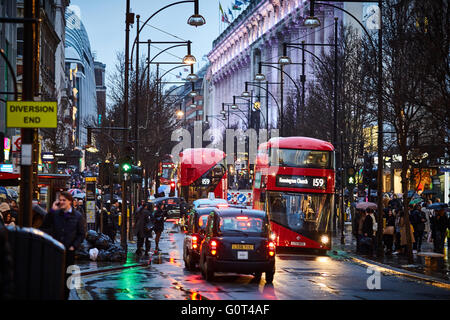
left=182, top=207, right=213, bottom=270
left=198, top=208, right=276, bottom=283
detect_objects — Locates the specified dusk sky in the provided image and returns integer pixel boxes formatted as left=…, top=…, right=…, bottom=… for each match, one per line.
left=70, top=0, right=249, bottom=92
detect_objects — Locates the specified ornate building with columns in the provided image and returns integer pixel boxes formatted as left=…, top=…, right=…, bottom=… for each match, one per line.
left=205, top=0, right=365, bottom=133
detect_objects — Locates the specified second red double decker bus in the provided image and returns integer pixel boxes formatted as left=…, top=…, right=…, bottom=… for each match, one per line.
left=252, top=137, right=335, bottom=252
left=177, top=148, right=227, bottom=203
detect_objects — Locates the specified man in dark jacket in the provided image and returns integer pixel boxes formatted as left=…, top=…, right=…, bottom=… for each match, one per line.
left=152, top=203, right=167, bottom=252
left=40, top=191, right=86, bottom=299
left=109, top=200, right=120, bottom=242
left=410, top=204, right=426, bottom=252
left=361, top=209, right=374, bottom=255
left=135, top=203, right=153, bottom=256
left=431, top=208, right=449, bottom=253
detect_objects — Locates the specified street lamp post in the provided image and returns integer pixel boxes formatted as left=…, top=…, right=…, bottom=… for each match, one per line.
left=306, top=0, right=384, bottom=257
left=124, top=0, right=205, bottom=251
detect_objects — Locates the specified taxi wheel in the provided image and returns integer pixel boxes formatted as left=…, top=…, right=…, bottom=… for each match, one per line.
left=203, top=259, right=214, bottom=282
left=265, top=271, right=274, bottom=284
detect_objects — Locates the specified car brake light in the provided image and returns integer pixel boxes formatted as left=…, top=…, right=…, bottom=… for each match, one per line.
left=210, top=240, right=218, bottom=255
left=236, top=216, right=248, bottom=220
left=267, top=241, right=275, bottom=256
left=192, top=235, right=198, bottom=249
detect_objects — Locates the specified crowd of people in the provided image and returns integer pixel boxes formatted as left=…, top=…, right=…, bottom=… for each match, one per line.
left=353, top=194, right=450, bottom=256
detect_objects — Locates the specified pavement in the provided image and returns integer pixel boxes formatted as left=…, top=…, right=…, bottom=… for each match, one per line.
left=330, top=222, right=450, bottom=284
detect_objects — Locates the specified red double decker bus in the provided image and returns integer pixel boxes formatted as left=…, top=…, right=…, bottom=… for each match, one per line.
left=252, top=137, right=335, bottom=252
left=177, top=148, right=227, bottom=203
left=159, top=155, right=177, bottom=185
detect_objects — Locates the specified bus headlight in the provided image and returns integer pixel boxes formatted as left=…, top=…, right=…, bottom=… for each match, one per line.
left=320, top=235, right=329, bottom=244
left=270, top=233, right=276, bottom=241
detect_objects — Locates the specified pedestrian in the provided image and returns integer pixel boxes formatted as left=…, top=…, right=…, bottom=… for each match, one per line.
left=179, top=199, right=189, bottom=232
left=40, top=191, right=86, bottom=299
left=109, top=200, right=121, bottom=242
left=0, top=203, right=13, bottom=227
left=383, top=208, right=395, bottom=254
left=399, top=210, right=415, bottom=255
left=355, top=209, right=365, bottom=253
left=152, top=203, right=167, bottom=253
left=388, top=194, right=402, bottom=211
left=361, top=209, right=374, bottom=255
left=421, top=201, right=433, bottom=242
left=135, top=202, right=153, bottom=257
left=430, top=208, right=449, bottom=254
left=410, top=204, right=426, bottom=252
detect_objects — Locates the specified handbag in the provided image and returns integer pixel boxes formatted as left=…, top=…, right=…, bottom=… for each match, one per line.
left=383, top=226, right=395, bottom=235
left=360, top=236, right=372, bottom=247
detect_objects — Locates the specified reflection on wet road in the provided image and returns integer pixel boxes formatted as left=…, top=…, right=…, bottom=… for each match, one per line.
left=78, top=223, right=450, bottom=300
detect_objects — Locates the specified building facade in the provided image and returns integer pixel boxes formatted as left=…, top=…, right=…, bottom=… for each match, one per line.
left=65, top=5, right=97, bottom=150
left=205, top=0, right=370, bottom=133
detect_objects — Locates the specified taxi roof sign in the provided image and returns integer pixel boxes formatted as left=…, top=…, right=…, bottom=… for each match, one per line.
left=7, top=101, right=57, bottom=128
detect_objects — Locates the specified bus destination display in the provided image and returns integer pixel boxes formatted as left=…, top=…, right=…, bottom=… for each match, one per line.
left=275, top=175, right=327, bottom=190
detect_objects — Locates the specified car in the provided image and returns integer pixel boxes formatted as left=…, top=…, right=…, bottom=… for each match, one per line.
left=193, top=198, right=228, bottom=209
left=150, top=196, right=186, bottom=219
left=198, top=208, right=276, bottom=284
left=182, top=207, right=213, bottom=270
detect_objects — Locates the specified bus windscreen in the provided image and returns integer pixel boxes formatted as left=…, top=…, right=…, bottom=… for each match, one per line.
left=269, top=148, right=334, bottom=169
left=267, top=192, right=332, bottom=232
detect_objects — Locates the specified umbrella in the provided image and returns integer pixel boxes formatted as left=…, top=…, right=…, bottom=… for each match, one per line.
left=68, top=188, right=83, bottom=195
left=409, top=197, right=423, bottom=205
left=73, top=193, right=86, bottom=199
left=6, top=189, right=18, bottom=199
left=427, top=203, right=448, bottom=210
left=356, top=201, right=377, bottom=210
left=407, top=190, right=420, bottom=198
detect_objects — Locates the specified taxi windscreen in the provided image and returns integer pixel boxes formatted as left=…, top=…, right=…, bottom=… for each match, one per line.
left=219, top=216, right=266, bottom=233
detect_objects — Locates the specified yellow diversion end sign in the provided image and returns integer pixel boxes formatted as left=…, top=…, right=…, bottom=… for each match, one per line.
left=6, top=101, right=57, bottom=128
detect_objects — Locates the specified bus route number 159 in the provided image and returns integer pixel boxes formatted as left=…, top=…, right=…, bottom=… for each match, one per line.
left=312, top=178, right=325, bottom=188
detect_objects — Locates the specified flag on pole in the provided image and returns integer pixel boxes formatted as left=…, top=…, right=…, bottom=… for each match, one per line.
left=232, top=0, right=242, bottom=10
left=220, top=2, right=230, bottom=24
left=228, top=8, right=234, bottom=20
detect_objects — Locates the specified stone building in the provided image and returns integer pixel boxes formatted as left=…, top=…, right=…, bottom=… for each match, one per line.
left=205, top=0, right=366, bottom=133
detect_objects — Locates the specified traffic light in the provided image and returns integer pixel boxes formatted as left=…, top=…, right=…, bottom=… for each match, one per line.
left=98, top=162, right=113, bottom=186
left=169, top=180, right=176, bottom=196
left=347, top=167, right=356, bottom=185
left=369, top=167, right=378, bottom=191
left=112, top=163, right=120, bottom=183
left=131, top=165, right=143, bottom=183
left=363, top=153, right=373, bottom=186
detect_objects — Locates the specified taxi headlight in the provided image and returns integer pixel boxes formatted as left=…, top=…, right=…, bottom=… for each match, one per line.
left=270, top=233, right=276, bottom=241
left=320, top=235, right=329, bottom=244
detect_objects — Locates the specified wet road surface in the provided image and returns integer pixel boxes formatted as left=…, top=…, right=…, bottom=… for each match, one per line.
left=76, top=223, right=450, bottom=300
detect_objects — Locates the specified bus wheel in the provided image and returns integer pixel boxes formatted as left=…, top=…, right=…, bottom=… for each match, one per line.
left=265, top=271, right=274, bottom=284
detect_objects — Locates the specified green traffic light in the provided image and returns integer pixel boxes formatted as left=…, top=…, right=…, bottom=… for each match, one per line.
left=122, top=163, right=131, bottom=172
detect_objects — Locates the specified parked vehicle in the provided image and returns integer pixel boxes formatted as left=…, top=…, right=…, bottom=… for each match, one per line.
left=150, top=196, right=185, bottom=219
left=198, top=208, right=276, bottom=284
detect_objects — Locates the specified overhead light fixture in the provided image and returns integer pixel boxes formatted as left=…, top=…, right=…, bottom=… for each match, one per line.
left=304, top=16, right=321, bottom=28
left=220, top=109, right=226, bottom=115
left=176, top=110, right=184, bottom=118
left=190, top=103, right=196, bottom=108
left=221, top=115, right=226, bottom=120
left=254, top=73, right=266, bottom=81
left=183, top=54, right=197, bottom=65
left=278, top=55, right=292, bottom=65
left=186, top=73, right=199, bottom=82
left=241, top=91, right=250, bottom=98
left=189, top=90, right=198, bottom=97
left=231, top=104, right=238, bottom=110
left=187, top=14, right=206, bottom=27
